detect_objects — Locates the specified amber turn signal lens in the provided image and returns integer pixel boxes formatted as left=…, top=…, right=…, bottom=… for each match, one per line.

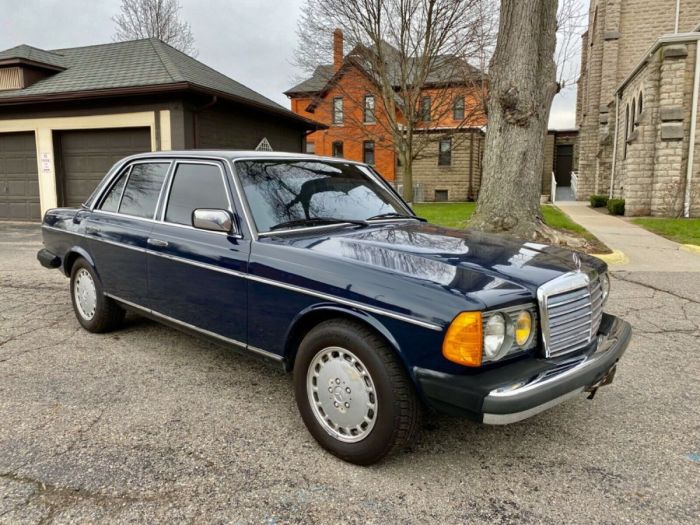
left=515, top=310, right=533, bottom=346
left=442, top=312, right=483, bottom=367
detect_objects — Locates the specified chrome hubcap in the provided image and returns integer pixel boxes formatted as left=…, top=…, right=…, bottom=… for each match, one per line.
left=307, top=346, right=377, bottom=443
left=74, top=268, right=97, bottom=321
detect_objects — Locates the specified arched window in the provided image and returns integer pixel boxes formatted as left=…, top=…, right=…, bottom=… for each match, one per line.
left=638, top=92, right=643, bottom=117
left=624, top=104, right=630, bottom=159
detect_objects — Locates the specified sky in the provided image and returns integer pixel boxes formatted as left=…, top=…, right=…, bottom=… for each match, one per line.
left=0, top=0, right=583, bottom=129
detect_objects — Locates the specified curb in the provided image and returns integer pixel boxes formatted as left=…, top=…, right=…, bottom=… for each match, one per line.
left=591, top=250, right=629, bottom=265
left=680, top=244, right=700, bottom=255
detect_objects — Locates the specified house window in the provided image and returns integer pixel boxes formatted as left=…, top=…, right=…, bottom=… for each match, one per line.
left=364, top=95, right=376, bottom=123
left=363, top=141, right=375, bottom=165
left=420, top=96, right=432, bottom=121
left=305, top=141, right=315, bottom=154
left=453, top=97, right=465, bottom=120
left=438, top=139, right=452, bottom=166
left=332, top=141, right=344, bottom=158
left=435, top=189, right=449, bottom=202
left=332, top=97, right=343, bottom=124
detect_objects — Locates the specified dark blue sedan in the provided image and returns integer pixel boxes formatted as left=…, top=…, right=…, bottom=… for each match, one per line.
left=38, top=151, right=631, bottom=465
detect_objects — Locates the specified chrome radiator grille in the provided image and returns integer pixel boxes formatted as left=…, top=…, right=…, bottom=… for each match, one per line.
left=538, top=273, right=604, bottom=358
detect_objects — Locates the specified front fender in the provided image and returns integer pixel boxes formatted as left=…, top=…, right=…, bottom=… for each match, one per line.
left=282, top=302, right=405, bottom=372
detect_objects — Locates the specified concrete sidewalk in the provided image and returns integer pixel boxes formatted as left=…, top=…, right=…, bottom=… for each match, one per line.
left=557, top=201, right=700, bottom=272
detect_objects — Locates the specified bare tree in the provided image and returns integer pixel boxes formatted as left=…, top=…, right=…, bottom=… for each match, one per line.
left=113, top=0, right=197, bottom=56
left=469, top=0, right=561, bottom=240
left=555, top=0, right=587, bottom=91
left=293, top=0, right=495, bottom=203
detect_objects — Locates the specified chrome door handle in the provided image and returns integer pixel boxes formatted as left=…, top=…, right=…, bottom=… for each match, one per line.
left=147, top=238, right=169, bottom=247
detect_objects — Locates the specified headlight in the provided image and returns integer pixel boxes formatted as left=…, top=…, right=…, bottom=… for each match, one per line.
left=514, top=310, right=533, bottom=346
left=600, top=272, right=610, bottom=305
left=483, top=313, right=507, bottom=360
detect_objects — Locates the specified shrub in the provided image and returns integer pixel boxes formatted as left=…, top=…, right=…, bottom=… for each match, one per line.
left=590, top=194, right=609, bottom=208
left=607, top=199, right=625, bottom=215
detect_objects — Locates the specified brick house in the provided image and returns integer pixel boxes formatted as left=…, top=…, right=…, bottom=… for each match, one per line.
left=0, top=38, right=322, bottom=220
left=576, top=0, right=700, bottom=217
left=285, top=30, right=487, bottom=202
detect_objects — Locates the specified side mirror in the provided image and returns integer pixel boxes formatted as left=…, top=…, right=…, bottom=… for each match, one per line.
left=192, top=209, right=236, bottom=234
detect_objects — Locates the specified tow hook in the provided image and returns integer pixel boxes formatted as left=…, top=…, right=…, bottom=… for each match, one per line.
left=586, top=365, right=617, bottom=400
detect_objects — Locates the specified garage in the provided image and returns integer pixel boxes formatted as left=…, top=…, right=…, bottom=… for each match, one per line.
left=55, top=127, right=151, bottom=208
left=0, top=132, right=40, bottom=221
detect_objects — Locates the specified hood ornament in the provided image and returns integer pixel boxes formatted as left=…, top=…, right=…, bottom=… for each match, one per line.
left=572, top=252, right=582, bottom=272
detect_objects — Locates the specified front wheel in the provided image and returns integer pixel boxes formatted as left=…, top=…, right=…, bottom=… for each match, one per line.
left=294, top=319, right=421, bottom=465
left=70, top=259, right=125, bottom=333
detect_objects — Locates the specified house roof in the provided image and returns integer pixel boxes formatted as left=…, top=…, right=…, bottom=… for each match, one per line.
left=285, top=41, right=483, bottom=97
left=0, top=38, right=324, bottom=128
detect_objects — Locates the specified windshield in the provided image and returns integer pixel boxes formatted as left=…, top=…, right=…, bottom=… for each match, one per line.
left=235, top=159, right=410, bottom=233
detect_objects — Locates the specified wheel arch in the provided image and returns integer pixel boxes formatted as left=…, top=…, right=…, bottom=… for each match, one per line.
left=282, top=304, right=405, bottom=373
left=62, top=247, right=96, bottom=277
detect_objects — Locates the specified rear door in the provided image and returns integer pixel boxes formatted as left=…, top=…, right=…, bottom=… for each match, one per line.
left=85, top=161, right=170, bottom=306
left=147, top=160, right=249, bottom=344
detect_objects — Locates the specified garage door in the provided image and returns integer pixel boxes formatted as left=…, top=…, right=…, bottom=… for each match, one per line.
left=0, top=132, right=40, bottom=221
left=56, top=127, right=151, bottom=208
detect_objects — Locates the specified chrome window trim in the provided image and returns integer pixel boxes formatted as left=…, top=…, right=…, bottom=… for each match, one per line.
left=103, top=293, right=283, bottom=363
left=230, top=157, right=415, bottom=240
left=43, top=224, right=442, bottom=332
left=91, top=159, right=173, bottom=214
left=160, top=160, right=234, bottom=223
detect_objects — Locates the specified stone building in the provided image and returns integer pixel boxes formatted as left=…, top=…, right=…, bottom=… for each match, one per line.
left=576, top=0, right=700, bottom=217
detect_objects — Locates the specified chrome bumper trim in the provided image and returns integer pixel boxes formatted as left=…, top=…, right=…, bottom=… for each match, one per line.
left=483, top=388, right=584, bottom=425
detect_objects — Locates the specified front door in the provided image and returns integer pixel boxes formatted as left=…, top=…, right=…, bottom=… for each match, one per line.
left=146, top=161, right=249, bottom=345
left=86, top=161, right=171, bottom=306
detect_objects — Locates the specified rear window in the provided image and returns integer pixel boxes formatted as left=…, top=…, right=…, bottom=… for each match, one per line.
left=118, top=163, right=169, bottom=219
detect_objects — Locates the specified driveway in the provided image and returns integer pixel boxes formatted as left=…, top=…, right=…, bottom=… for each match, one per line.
left=1, top=224, right=699, bottom=524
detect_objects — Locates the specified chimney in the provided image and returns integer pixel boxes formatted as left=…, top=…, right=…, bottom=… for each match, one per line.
left=333, top=28, right=344, bottom=72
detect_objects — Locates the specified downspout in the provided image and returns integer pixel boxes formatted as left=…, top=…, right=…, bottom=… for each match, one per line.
left=684, top=39, right=700, bottom=217
left=192, top=95, right=218, bottom=148
left=674, top=0, right=681, bottom=34
left=609, top=95, right=620, bottom=198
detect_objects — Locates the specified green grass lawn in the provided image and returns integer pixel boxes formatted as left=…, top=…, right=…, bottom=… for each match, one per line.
left=413, top=202, right=609, bottom=252
left=631, top=217, right=700, bottom=246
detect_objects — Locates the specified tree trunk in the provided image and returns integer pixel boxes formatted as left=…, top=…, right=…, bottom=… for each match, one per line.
left=470, top=0, right=560, bottom=240
left=398, top=140, right=414, bottom=204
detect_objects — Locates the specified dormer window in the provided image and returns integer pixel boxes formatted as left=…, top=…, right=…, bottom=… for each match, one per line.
left=0, top=45, right=65, bottom=91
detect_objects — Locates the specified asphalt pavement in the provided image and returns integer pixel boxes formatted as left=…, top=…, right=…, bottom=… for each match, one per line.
left=1, top=224, right=699, bottom=524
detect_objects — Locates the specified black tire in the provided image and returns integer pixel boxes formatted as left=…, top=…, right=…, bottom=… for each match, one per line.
left=69, top=259, right=125, bottom=333
left=293, top=318, right=421, bottom=465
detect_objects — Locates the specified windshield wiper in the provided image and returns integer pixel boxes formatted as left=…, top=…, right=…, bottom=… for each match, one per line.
left=269, top=217, right=369, bottom=231
left=366, top=212, right=427, bottom=222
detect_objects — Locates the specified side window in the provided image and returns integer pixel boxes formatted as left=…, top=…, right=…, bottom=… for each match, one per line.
left=118, top=163, right=169, bottom=219
left=99, top=168, right=129, bottom=212
left=165, top=163, right=229, bottom=226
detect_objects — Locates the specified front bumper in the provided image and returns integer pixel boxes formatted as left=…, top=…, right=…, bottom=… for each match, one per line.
left=415, top=313, right=631, bottom=423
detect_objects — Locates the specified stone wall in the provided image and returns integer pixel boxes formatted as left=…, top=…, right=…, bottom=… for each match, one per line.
left=409, top=130, right=484, bottom=202
left=612, top=40, right=700, bottom=217
left=575, top=0, right=700, bottom=203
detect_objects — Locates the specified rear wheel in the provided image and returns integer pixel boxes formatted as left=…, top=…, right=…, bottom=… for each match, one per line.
left=70, top=259, right=125, bottom=333
left=294, top=319, right=421, bottom=465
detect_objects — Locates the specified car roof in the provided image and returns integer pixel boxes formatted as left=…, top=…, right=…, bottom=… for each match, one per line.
left=125, top=150, right=364, bottom=165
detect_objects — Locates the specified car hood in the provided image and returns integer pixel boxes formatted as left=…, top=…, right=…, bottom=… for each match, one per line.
left=285, top=221, right=604, bottom=296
